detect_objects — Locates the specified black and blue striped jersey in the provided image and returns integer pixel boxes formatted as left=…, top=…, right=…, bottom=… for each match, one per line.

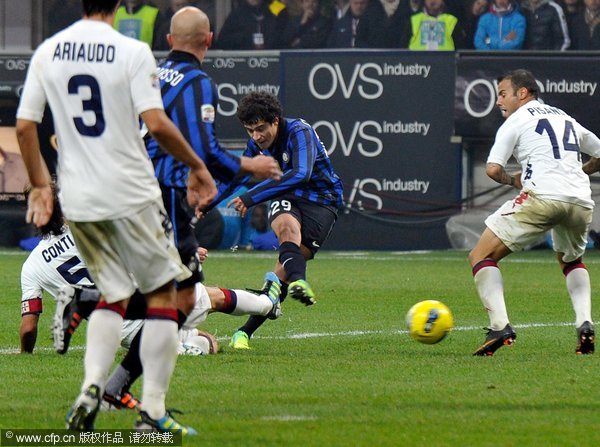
left=146, top=50, right=241, bottom=188
left=238, top=118, right=343, bottom=208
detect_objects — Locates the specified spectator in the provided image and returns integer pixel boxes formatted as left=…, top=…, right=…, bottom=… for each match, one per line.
left=562, top=0, right=584, bottom=32
left=330, top=0, right=350, bottom=19
left=327, top=0, right=369, bottom=47
left=356, top=0, right=413, bottom=48
left=569, top=0, right=600, bottom=49
left=521, top=0, right=570, bottom=49
left=154, top=0, right=191, bottom=51
left=455, top=0, right=489, bottom=49
left=474, top=0, right=526, bottom=49
left=284, top=0, right=332, bottom=48
left=405, top=0, right=459, bottom=50
left=113, top=0, right=165, bottom=49
left=216, top=0, right=283, bottom=49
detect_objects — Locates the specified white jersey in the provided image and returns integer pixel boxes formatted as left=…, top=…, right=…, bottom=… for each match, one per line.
left=121, top=282, right=212, bottom=349
left=21, top=229, right=93, bottom=306
left=488, top=100, right=600, bottom=209
left=16, top=19, right=164, bottom=221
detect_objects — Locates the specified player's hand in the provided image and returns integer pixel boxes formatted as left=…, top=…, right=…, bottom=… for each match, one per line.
left=26, top=185, right=53, bottom=227
left=187, top=166, right=217, bottom=215
left=242, top=155, right=282, bottom=180
left=197, top=247, right=208, bottom=264
left=227, top=196, right=248, bottom=218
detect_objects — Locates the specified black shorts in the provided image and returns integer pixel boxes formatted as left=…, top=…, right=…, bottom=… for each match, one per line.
left=160, top=185, right=202, bottom=289
left=267, top=195, right=338, bottom=257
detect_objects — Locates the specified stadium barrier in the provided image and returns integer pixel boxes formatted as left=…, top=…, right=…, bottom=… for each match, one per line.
left=0, top=51, right=598, bottom=249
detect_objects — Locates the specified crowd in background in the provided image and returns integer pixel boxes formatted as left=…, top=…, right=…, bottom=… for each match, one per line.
left=45, top=0, right=600, bottom=51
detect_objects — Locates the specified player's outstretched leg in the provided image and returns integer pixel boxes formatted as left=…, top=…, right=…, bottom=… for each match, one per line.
left=230, top=272, right=284, bottom=350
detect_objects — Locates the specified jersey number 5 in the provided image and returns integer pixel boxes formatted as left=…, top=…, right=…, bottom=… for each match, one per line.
left=68, top=75, right=106, bottom=137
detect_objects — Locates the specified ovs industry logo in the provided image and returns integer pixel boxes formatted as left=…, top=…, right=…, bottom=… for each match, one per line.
left=463, top=76, right=598, bottom=118
left=314, top=120, right=431, bottom=158
left=308, top=62, right=431, bottom=100
left=346, top=177, right=431, bottom=212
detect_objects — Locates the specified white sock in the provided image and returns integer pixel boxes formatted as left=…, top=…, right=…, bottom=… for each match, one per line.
left=82, top=309, right=123, bottom=393
left=473, top=265, right=510, bottom=330
left=229, top=289, right=273, bottom=316
left=140, top=319, right=178, bottom=419
left=565, top=267, right=592, bottom=327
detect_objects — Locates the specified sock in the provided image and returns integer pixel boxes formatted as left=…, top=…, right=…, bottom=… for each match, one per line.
left=279, top=242, right=306, bottom=283
left=238, top=315, right=268, bottom=338
left=472, top=260, right=509, bottom=330
left=220, top=288, right=238, bottom=314
left=104, top=364, right=131, bottom=398
left=118, top=328, right=144, bottom=394
left=564, top=263, right=592, bottom=327
left=224, top=288, right=273, bottom=315
left=280, top=282, right=288, bottom=302
left=82, top=306, right=124, bottom=393
left=140, top=309, right=179, bottom=420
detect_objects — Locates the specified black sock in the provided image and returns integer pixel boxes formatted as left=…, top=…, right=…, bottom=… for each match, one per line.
left=279, top=242, right=306, bottom=283
left=238, top=315, right=268, bottom=338
left=238, top=282, right=289, bottom=337
left=119, top=328, right=143, bottom=393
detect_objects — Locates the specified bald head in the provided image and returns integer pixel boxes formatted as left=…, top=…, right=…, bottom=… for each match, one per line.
left=169, top=6, right=211, bottom=49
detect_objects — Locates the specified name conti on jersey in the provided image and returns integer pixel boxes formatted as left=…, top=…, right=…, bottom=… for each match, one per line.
left=42, top=233, right=77, bottom=263
left=52, top=42, right=116, bottom=63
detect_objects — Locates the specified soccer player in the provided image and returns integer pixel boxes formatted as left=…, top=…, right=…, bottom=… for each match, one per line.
left=145, top=6, right=282, bottom=319
left=226, top=91, right=344, bottom=349
left=469, top=69, right=600, bottom=356
left=16, top=0, right=216, bottom=434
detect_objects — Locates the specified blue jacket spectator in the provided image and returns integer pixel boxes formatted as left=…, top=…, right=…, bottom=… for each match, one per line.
left=474, top=0, right=526, bottom=49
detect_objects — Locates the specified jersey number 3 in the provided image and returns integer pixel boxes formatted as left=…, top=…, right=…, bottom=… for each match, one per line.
left=69, top=75, right=106, bottom=137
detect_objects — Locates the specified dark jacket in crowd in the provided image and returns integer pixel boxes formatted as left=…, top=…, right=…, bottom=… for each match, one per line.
left=569, top=9, right=600, bottom=49
left=284, top=11, right=332, bottom=48
left=521, top=0, right=570, bottom=49
left=216, top=1, right=284, bottom=49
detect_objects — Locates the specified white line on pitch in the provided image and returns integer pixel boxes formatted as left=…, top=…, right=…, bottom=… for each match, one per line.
left=0, top=321, right=575, bottom=354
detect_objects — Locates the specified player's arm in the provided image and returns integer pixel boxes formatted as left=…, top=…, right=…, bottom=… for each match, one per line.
left=583, top=158, right=600, bottom=175
left=239, top=127, right=316, bottom=207
left=486, top=163, right=522, bottom=189
left=20, top=264, right=44, bottom=353
left=16, top=119, right=53, bottom=227
left=141, top=108, right=217, bottom=210
left=578, top=125, right=600, bottom=175
left=20, top=313, right=39, bottom=354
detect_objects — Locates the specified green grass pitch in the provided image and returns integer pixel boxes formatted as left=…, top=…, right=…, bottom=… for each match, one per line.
left=1, top=248, right=600, bottom=446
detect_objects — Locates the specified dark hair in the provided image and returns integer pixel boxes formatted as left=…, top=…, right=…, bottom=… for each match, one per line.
left=25, top=181, right=66, bottom=238
left=236, top=92, right=283, bottom=125
left=82, top=0, right=121, bottom=16
left=498, top=69, right=539, bottom=99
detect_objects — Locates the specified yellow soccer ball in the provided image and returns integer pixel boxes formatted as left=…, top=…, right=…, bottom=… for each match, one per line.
left=406, top=300, right=453, bottom=344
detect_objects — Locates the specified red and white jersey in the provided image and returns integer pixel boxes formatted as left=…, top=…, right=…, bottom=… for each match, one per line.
left=16, top=19, right=164, bottom=221
left=488, top=100, right=600, bottom=209
left=20, top=228, right=93, bottom=310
